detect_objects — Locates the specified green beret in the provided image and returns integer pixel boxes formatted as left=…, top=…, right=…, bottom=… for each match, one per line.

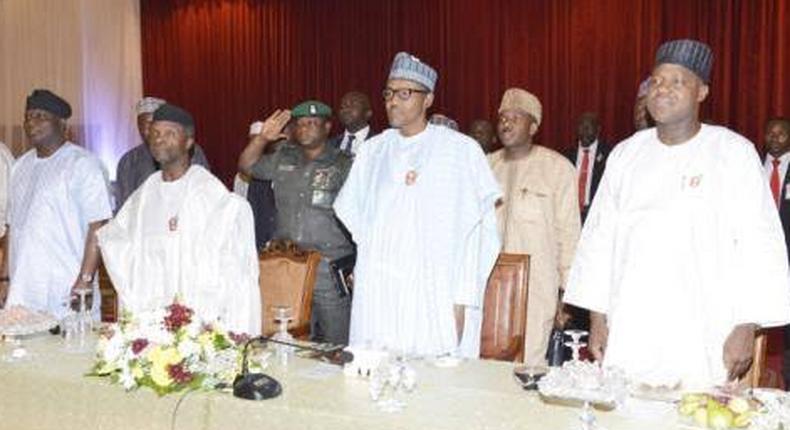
left=292, top=100, right=332, bottom=118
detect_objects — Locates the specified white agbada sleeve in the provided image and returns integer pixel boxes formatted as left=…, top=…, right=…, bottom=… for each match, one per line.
left=563, top=148, right=620, bottom=314
left=96, top=185, right=145, bottom=312
left=727, top=142, right=790, bottom=327
left=333, top=139, right=373, bottom=243
left=453, top=143, right=501, bottom=307
left=216, top=196, right=261, bottom=335
left=455, top=142, right=502, bottom=358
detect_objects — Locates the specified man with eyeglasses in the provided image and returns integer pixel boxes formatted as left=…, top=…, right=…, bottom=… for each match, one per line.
left=334, top=52, right=501, bottom=358
left=239, top=100, right=354, bottom=345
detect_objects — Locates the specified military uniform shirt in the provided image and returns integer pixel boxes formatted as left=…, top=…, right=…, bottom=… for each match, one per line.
left=250, top=142, right=353, bottom=260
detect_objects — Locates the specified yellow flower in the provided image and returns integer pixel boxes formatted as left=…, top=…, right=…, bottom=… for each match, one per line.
left=148, top=346, right=182, bottom=368
left=131, top=364, right=144, bottom=380
left=160, top=347, right=182, bottom=365
left=146, top=346, right=183, bottom=388
left=197, top=332, right=213, bottom=349
left=150, top=363, right=172, bottom=387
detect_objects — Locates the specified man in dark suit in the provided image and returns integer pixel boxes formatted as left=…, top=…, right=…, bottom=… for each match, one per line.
left=763, top=117, right=790, bottom=388
left=329, top=91, right=374, bottom=156
left=563, top=112, right=610, bottom=223
left=467, top=118, right=497, bottom=154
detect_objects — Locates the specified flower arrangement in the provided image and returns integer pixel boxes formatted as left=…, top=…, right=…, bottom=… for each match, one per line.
left=90, top=300, right=250, bottom=395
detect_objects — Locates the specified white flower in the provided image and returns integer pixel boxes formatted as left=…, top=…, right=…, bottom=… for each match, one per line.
left=177, top=338, right=200, bottom=359
left=184, top=320, right=202, bottom=338
left=119, top=366, right=137, bottom=390
left=102, top=333, right=125, bottom=364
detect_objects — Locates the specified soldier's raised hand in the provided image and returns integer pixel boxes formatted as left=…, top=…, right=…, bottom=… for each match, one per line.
left=257, top=109, right=292, bottom=142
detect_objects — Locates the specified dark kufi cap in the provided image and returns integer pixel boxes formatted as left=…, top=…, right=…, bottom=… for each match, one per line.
left=152, top=103, right=195, bottom=130
left=26, top=89, right=72, bottom=119
left=655, top=39, right=713, bottom=83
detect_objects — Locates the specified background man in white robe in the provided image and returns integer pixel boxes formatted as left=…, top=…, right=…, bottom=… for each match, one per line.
left=564, top=39, right=790, bottom=389
left=489, top=88, right=581, bottom=367
left=3, top=89, right=112, bottom=318
left=98, top=104, right=261, bottom=335
left=334, top=52, right=501, bottom=357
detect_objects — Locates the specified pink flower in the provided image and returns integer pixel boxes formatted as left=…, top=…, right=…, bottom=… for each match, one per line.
left=228, top=331, right=250, bottom=346
left=131, top=338, right=149, bottom=355
left=167, top=362, right=194, bottom=385
left=163, top=303, right=194, bottom=332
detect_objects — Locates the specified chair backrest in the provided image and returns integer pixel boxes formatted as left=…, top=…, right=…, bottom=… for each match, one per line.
left=480, top=253, right=530, bottom=362
left=258, top=240, right=321, bottom=337
left=744, top=331, right=768, bottom=388
left=97, top=260, right=118, bottom=322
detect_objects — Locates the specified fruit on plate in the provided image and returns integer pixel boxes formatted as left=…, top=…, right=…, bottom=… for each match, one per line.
left=678, top=393, right=759, bottom=429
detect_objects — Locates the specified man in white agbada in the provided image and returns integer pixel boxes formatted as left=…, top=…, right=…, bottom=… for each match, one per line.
left=334, top=52, right=501, bottom=357
left=4, top=89, right=112, bottom=318
left=564, top=39, right=790, bottom=389
left=98, top=104, right=261, bottom=335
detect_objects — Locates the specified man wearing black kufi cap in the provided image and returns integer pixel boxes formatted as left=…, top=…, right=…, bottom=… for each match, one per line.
left=564, top=39, right=790, bottom=389
left=2, top=89, right=113, bottom=317
left=97, top=103, right=261, bottom=335
left=114, top=97, right=210, bottom=211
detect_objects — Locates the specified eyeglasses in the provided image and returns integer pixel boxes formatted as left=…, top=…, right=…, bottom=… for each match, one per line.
left=382, top=87, right=429, bottom=101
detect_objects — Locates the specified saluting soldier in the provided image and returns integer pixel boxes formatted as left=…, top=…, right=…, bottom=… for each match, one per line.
left=239, top=100, right=354, bottom=345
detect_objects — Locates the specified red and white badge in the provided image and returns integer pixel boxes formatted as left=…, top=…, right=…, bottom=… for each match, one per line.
left=405, top=170, right=418, bottom=186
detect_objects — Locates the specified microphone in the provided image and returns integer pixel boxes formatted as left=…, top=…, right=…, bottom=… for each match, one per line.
left=232, top=335, right=354, bottom=400
left=232, top=336, right=282, bottom=400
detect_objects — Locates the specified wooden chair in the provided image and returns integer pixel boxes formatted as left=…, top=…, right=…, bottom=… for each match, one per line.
left=97, top=260, right=118, bottom=322
left=258, top=240, right=321, bottom=338
left=744, top=331, right=769, bottom=388
left=480, top=253, right=530, bottom=362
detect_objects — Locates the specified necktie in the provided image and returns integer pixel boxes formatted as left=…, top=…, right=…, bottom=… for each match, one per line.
left=344, top=134, right=356, bottom=153
left=771, top=158, right=781, bottom=207
left=578, top=149, right=591, bottom=211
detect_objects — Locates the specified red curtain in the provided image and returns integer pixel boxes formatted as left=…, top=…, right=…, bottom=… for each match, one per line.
left=141, top=0, right=790, bottom=185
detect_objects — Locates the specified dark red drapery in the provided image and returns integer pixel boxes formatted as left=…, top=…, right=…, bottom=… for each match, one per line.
left=141, top=0, right=790, bottom=185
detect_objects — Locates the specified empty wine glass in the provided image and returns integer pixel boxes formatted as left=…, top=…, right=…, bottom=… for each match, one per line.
left=73, top=287, right=93, bottom=351
left=271, top=305, right=293, bottom=366
left=60, top=312, right=80, bottom=352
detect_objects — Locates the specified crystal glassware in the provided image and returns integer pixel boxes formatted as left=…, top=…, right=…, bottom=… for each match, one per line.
left=271, top=305, right=294, bottom=366
left=73, top=287, right=93, bottom=351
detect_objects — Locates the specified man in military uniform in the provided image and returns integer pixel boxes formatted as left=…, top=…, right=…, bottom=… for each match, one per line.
left=238, top=101, right=353, bottom=345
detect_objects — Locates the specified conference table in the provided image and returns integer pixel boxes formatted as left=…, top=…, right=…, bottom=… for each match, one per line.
left=0, top=334, right=682, bottom=430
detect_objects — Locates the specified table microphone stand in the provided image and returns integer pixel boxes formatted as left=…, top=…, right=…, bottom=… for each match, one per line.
left=232, top=336, right=352, bottom=400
